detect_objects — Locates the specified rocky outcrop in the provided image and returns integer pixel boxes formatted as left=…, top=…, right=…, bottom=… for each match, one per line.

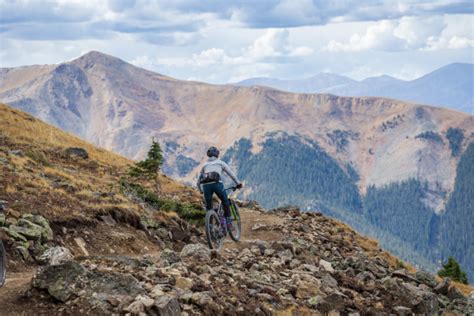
left=28, top=206, right=473, bottom=315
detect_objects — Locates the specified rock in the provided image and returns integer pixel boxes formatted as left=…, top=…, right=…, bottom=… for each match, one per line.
left=180, top=243, right=210, bottom=261
left=415, top=270, right=437, bottom=287
left=399, top=282, right=439, bottom=314
left=319, top=259, right=335, bottom=273
left=307, top=295, right=324, bottom=308
left=1, top=226, right=28, bottom=242
left=154, top=295, right=181, bottom=316
left=15, top=244, right=30, bottom=260
left=191, top=292, right=213, bottom=306
left=321, top=274, right=338, bottom=288
left=99, top=215, right=117, bottom=226
left=160, top=249, right=181, bottom=264
left=447, top=286, right=465, bottom=300
left=8, top=224, right=42, bottom=240
left=169, top=226, right=190, bottom=242
left=175, top=276, right=193, bottom=290
left=124, top=300, right=145, bottom=314
left=33, top=260, right=145, bottom=309
left=434, top=278, right=450, bottom=295
left=0, top=213, right=5, bottom=226
left=38, top=246, right=72, bottom=265
left=392, top=306, right=412, bottom=315
left=32, top=261, right=89, bottom=302
left=65, top=147, right=89, bottom=159
left=391, top=270, right=419, bottom=283
left=17, top=218, right=53, bottom=242
left=296, top=281, right=320, bottom=299
left=8, top=149, right=24, bottom=156
left=251, top=223, right=267, bottom=231
left=74, top=237, right=89, bottom=256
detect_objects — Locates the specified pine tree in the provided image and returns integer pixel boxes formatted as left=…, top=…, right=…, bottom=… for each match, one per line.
left=438, top=256, right=468, bottom=284
left=129, top=138, right=163, bottom=179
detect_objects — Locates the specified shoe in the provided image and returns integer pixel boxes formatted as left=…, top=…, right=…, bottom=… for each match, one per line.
left=226, top=217, right=234, bottom=232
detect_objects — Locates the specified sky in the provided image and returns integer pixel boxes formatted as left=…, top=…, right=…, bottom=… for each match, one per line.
left=0, top=0, right=473, bottom=83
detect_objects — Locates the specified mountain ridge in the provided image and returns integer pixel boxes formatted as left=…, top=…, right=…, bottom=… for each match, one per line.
left=238, top=62, right=474, bottom=114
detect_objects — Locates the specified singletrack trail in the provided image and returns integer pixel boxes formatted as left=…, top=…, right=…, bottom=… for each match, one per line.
left=0, top=271, right=35, bottom=315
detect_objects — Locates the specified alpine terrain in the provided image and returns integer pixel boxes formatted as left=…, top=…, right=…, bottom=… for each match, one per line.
left=239, top=63, right=474, bottom=114
left=0, top=103, right=473, bottom=314
left=1, top=51, right=473, bottom=282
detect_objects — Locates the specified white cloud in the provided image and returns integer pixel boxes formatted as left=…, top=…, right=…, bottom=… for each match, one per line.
left=323, top=15, right=473, bottom=52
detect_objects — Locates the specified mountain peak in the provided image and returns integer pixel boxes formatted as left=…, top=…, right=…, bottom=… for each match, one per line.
left=71, top=50, right=127, bottom=67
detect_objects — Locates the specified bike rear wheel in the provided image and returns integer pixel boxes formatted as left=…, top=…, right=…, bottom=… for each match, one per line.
left=228, top=200, right=241, bottom=242
left=0, top=241, right=6, bottom=287
left=205, top=210, right=225, bottom=250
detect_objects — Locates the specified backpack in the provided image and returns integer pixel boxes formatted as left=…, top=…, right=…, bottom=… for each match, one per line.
left=199, top=171, right=220, bottom=184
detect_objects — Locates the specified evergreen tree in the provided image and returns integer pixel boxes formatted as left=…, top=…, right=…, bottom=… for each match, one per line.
left=438, top=256, right=469, bottom=284
left=130, top=138, right=163, bottom=179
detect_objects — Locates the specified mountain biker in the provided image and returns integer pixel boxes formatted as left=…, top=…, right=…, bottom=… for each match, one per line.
left=197, top=146, right=242, bottom=230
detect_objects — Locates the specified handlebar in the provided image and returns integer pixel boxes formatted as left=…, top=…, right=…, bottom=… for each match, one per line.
left=225, top=186, right=240, bottom=192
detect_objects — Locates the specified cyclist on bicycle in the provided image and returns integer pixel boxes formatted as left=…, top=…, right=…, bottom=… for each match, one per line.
left=197, top=146, right=242, bottom=230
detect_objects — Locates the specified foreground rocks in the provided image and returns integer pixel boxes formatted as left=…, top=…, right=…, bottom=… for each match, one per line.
left=29, top=206, right=473, bottom=315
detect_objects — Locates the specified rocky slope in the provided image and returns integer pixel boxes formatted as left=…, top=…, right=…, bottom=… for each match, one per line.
left=1, top=103, right=473, bottom=315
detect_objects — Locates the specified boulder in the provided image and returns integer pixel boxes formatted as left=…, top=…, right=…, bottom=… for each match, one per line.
left=38, top=246, right=72, bottom=265
left=319, top=259, right=335, bottom=273
left=434, top=278, right=451, bottom=295
left=180, top=243, right=210, bottom=261
left=32, top=260, right=145, bottom=310
left=65, top=147, right=89, bottom=159
left=154, top=295, right=181, bottom=316
left=1, top=226, right=28, bottom=242
left=8, top=224, right=42, bottom=240
left=415, top=271, right=437, bottom=288
left=18, top=217, right=53, bottom=242
left=160, top=248, right=181, bottom=264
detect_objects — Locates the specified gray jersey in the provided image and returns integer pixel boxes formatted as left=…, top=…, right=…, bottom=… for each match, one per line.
left=197, top=157, right=240, bottom=189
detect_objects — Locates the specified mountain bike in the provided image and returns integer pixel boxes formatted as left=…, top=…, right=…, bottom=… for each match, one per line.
left=205, top=186, right=242, bottom=250
left=0, top=202, right=6, bottom=287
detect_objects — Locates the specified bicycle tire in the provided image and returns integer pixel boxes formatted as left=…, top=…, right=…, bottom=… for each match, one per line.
left=228, top=200, right=241, bottom=242
left=205, top=210, right=225, bottom=250
left=0, top=241, right=6, bottom=287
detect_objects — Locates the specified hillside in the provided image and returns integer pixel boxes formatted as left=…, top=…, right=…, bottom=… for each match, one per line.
left=239, top=63, right=474, bottom=114
left=1, top=51, right=473, bottom=281
left=0, top=103, right=473, bottom=315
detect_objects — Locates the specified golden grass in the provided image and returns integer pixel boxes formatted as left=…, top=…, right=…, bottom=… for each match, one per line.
left=0, top=103, right=130, bottom=168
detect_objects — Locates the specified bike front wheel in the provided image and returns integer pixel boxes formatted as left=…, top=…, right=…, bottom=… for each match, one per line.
left=0, top=241, right=6, bottom=287
left=205, top=210, right=225, bottom=250
left=228, top=200, right=241, bottom=242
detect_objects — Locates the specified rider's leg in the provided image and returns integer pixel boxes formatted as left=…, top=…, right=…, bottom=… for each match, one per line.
left=214, top=183, right=232, bottom=226
left=202, top=183, right=214, bottom=211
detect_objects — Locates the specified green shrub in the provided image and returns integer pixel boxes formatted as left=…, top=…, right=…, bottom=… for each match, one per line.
left=438, top=256, right=468, bottom=284
left=129, top=139, right=163, bottom=179
left=121, top=181, right=205, bottom=224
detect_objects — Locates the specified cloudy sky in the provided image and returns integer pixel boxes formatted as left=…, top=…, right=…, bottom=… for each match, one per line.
left=0, top=0, right=473, bottom=83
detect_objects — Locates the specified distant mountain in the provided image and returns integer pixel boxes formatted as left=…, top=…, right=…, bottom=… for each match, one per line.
left=239, top=63, right=474, bottom=114
left=238, top=73, right=356, bottom=93
left=1, top=51, right=474, bottom=280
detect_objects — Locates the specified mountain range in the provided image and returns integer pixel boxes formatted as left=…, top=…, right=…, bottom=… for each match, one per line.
left=238, top=63, right=474, bottom=114
left=0, top=51, right=473, bottom=281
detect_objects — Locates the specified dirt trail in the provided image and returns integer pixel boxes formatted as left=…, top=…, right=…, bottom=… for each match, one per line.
left=224, top=207, right=285, bottom=250
left=0, top=271, right=35, bottom=315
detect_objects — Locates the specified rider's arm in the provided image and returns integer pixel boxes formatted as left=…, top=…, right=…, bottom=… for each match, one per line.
left=196, top=167, right=204, bottom=193
left=221, top=161, right=240, bottom=185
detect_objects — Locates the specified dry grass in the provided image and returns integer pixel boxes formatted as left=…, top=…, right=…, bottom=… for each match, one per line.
left=0, top=103, right=130, bottom=168
left=0, top=103, right=202, bottom=230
